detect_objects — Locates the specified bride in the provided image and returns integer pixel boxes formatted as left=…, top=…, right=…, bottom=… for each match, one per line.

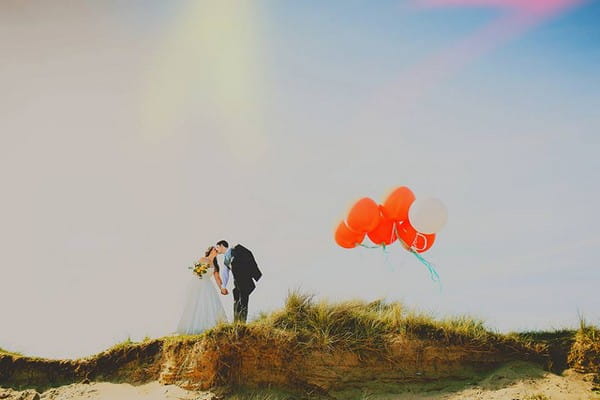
left=176, top=246, right=228, bottom=334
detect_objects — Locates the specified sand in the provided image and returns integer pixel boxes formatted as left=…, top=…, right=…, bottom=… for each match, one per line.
left=1, top=362, right=598, bottom=400
left=0, top=382, right=210, bottom=400
left=359, top=362, right=600, bottom=400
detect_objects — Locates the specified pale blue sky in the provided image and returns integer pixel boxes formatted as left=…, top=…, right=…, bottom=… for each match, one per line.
left=0, top=1, right=598, bottom=359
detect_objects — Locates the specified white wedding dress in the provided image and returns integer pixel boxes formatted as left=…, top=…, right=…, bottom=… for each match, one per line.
left=176, top=265, right=227, bottom=334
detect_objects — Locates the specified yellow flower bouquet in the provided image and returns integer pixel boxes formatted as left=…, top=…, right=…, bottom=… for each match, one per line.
left=189, top=261, right=210, bottom=279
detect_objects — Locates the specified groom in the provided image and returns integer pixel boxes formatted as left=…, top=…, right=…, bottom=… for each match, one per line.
left=215, top=240, right=262, bottom=323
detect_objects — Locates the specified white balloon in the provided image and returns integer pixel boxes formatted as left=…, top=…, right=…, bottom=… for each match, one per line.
left=408, top=198, right=448, bottom=234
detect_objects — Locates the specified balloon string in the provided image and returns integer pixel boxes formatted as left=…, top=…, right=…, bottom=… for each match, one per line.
left=382, top=243, right=394, bottom=272
left=411, top=250, right=440, bottom=282
left=394, top=224, right=441, bottom=288
left=358, top=243, right=380, bottom=249
left=358, top=242, right=395, bottom=271
left=358, top=227, right=441, bottom=287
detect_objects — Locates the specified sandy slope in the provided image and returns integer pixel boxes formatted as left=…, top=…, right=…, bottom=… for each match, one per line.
left=0, top=382, right=207, bottom=400
left=360, top=362, right=600, bottom=400
left=1, top=362, right=598, bottom=400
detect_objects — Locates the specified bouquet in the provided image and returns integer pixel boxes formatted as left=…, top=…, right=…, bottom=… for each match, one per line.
left=189, top=261, right=210, bottom=279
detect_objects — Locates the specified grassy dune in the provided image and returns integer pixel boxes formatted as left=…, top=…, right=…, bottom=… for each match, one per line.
left=229, top=292, right=544, bottom=355
left=1, top=292, right=598, bottom=397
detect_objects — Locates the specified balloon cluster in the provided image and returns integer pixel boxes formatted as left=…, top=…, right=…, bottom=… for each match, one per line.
left=335, top=186, right=448, bottom=253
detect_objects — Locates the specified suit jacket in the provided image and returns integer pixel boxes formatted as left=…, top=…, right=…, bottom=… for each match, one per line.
left=230, top=244, right=262, bottom=294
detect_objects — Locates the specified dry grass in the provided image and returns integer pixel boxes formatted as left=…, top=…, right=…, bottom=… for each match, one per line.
left=523, top=394, right=550, bottom=400
left=238, top=291, right=543, bottom=358
left=568, top=319, right=600, bottom=375
left=125, top=291, right=551, bottom=363
left=0, top=347, right=22, bottom=357
left=510, top=330, right=577, bottom=373
left=220, top=388, right=301, bottom=400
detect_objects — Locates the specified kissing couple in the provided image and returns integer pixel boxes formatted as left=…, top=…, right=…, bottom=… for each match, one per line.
left=176, top=240, right=263, bottom=335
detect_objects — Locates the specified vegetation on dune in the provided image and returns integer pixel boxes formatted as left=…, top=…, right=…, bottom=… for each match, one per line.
left=195, top=291, right=545, bottom=358
left=523, top=394, right=550, bottom=400
left=0, top=348, right=22, bottom=357
left=84, top=336, right=158, bottom=360
left=568, top=319, right=600, bottom=376
left=213, top=387, right=302, bottom=400
left=1, top=291, right=599, bottom=395
left=3, top=292, right=592, bottom=362
left=510, top=329, right=577, bottom=373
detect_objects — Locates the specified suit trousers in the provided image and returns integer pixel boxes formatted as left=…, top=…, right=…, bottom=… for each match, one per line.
left=233, top=287, right=250, bottom=323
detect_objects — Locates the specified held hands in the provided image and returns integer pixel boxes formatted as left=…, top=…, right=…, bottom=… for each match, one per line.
left=220, top=288, right=229, bottom=295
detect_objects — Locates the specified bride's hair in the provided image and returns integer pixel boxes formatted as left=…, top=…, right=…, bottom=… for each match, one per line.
left=205, top=246, right=220, bottom=272
left=205, top=246, right=216, bottom=257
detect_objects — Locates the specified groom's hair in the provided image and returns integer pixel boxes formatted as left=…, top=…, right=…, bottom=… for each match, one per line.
left=217, top=240, right=229, bottom=248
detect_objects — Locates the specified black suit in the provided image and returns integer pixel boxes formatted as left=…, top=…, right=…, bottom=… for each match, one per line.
left=230, top=244, right=262, bottom=322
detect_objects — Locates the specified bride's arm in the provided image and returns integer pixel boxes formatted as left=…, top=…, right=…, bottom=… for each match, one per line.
left=213, top=271, right=227, bottom=294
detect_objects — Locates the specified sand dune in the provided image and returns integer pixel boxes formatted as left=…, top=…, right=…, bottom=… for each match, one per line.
left=1, top=361, right=599, bottom=400
left=2, top=297, right=598, bottom=399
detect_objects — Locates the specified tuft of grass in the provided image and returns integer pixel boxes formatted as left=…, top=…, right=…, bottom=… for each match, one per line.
left=103, top=337, right=134, bottom=353
left=83, top=336, right=160, bottom=361
left=568, top=317, right=600, bottom=375
left=523, top=394, right=550, bottom=400
left=222, top=387, right=303, bottom=400
left=0, top=347, right=22, bottom=357
left=262, top=292, right=396, bottom=353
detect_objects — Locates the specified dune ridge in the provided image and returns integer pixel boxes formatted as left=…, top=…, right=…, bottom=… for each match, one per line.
left=1, top=294, right=599, bottom=399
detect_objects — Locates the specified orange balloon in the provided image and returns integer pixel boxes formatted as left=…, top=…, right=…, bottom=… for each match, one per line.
left=395, top=220, right=435, bottom=253
left=367, top=216, right=397, bottom=246
left=414, top=231, right=435, bottom=253
left=346, top=197, right=381, bottom=233
left=335, top=221, right=365, bottom=249
left=381, top=186, right=416, bottom=221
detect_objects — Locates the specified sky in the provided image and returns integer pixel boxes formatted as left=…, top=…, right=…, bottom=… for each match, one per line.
left=1, top=0, right=599, bottom=359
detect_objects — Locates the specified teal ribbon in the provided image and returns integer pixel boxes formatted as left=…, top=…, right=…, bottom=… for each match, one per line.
left=411, top=250, right=440, bottom=281
left=382, top=244, right=395, bottom=272
left=358, top=242, right=394, bottom=271
left=358, top=243, right=381, bottom=249
left=358, top=240, right=441, bottom=288
left=411, top=250, right=442, bottom=291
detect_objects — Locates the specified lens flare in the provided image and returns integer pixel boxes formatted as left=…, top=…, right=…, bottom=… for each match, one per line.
left=366, top=0, right=585, bottom=117
left=140, top=1, right=267, bottom=162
